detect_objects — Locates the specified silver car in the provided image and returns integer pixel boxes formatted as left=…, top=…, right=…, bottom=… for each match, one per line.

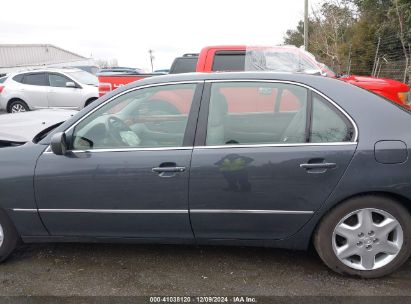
left=0, top=68, right=99, bottom=113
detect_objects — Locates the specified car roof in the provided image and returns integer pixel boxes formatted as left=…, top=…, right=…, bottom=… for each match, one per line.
left=11, top=68, right=84, bottom=76
left=125, top=71, right=335, bottom=88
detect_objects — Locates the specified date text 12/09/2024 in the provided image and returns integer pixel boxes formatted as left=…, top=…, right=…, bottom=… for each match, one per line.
left=149, top=296, right=257, bottom=303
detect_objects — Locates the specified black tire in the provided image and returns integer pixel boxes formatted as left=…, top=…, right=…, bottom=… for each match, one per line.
left=8, top=99, right=29, bottom=113
left=85, top=98, right=98, bottom=107
left=314, top=195, right=411, bottom=278
left=0, top=210, right=20, bottom=262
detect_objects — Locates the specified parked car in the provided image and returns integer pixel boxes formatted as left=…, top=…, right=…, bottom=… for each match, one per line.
left=169, top=53, right=199, bottom=74
left=154, top=69, right=170, bottom=74
left=97, top=67, right=146, bottom=75
left=0, top=68, right=99, bottom=113
left=0, top=109, right=77, bottom=147
left=1, top=72, right=411, bottom=278
left=98, top=46, right=410, bottom=109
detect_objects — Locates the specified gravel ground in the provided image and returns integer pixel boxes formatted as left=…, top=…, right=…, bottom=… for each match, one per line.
left=0, top=243, right=409, bottom=296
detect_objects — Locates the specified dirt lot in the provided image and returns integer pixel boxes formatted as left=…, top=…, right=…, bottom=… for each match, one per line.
left=0, top=243, right=410, bottom=296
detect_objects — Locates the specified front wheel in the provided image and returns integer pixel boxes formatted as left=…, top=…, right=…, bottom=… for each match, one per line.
left=0, top=210, right=19, bottom=262
left=314, top=195, right=411, bottom=278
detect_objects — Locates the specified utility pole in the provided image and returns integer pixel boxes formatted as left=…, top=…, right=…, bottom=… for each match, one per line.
left=148, top=49, right=155, bottom=72
left=304, top=0, right=308, bottom=50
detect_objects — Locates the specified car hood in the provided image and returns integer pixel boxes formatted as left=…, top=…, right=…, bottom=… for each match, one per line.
left=0, top=109, right=77, bottom=142
left=340, top=75, right=409, bottom=91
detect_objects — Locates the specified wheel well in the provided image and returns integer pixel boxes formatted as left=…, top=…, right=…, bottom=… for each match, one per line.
left=7, top=98, right=26, bottom=112
left=310, top=191, right=411, bottom=247
left=85, top=97, right=98, bottom=107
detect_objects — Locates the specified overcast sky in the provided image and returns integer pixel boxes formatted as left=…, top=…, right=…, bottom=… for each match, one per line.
left=0, top=0, right=323, bottom=71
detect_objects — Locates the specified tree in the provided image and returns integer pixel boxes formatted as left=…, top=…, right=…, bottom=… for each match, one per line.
left=284, top=20, right=305, bottom=47
left=308, top=0, right=356, bottom=74
left=283, top=0, right=411, bottom=81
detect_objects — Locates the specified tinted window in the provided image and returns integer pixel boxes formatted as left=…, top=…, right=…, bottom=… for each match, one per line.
left=212, top=52, right=245, bottom=71
left=206, top=82, right=308, bottom=146
left=310, top=94, right=354, bottom=142
left=49, top=73, right=72, bottom=87
left=72, top=83, right=197, bottom=150
left=23, top=73, right=48, bottom=86
left=12, top=74, right=23, bottom=83
left=170, top=57, right=198, bottom=74
left=0, top=77, right=6, bottom=83
left=66, top=71, right=98, bottom=86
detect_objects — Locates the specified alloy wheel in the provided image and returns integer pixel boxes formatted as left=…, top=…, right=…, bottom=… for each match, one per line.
left=332, top=208, right=403, bottom=271
left=11, top=104, right=26, bottom=113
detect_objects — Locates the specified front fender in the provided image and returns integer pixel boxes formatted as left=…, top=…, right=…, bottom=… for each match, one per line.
left=0, top=143, right=49, bottom=237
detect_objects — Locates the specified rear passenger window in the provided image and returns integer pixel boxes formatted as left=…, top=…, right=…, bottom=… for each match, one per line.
left=23, top=73, right=48, bottom=86
left=310, top=94, right=354, bottom=142
left=212, top=52, right=245, bottom=71
left=206, top=82, right=308, bottom=146
left=12, top=74, right=24, bottom=83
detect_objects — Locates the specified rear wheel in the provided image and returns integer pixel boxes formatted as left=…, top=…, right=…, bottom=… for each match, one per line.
left=314, top=195, right=411, bottom=278
left=8, top=99, right=29, bottom=113
left=85, top=98, right=98, bottom=108
left=0, top=210, right=19, bottom=262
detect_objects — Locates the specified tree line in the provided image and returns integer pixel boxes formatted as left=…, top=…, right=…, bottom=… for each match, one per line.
left=284, top=0, right=411, bottom=83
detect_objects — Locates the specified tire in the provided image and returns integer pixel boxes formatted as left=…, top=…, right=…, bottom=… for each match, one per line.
left=314, top=195, right=411, bottom=278
left=85, top=98, right=98, bottom=108
left=8, top=99, right=29, bottom=113
left=0, top=210, right=19, bottom=262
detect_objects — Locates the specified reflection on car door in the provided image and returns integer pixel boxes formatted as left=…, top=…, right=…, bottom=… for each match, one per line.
left=189, top=81, right=358, bottom=240
left=47, top=73, right=83, bottom=109
left=21, top=73, right=49, bottom=109
left=34, top=82, right=203, bottom=240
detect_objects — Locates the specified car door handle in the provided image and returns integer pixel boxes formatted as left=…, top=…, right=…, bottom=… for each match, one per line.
left=152, top=166, right=186, bottom=173
left=300, top=163, right=336, bottom=169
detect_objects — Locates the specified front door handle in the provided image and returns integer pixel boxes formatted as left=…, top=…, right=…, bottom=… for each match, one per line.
left=300, top=163, right=337, bottom=169
left=152, top=166, right=186, bottom=173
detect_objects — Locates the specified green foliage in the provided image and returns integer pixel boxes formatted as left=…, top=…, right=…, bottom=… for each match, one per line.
left=284, top=0, right=411, bottom=79
left=284, top=20, right=305, bottom=47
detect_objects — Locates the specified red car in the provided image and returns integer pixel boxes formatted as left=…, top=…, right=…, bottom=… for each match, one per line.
left=98, top=45, right=410, bottom=109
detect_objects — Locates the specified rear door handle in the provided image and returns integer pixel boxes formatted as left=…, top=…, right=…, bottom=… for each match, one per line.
left=152, top=166, right=186, bottom=173
left=300, top=163, right=337, bottom=169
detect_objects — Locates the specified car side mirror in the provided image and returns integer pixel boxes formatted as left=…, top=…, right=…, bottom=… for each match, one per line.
left=66, top=81, right=76, bottom=88
left=50, top=132, right=68, bottom=155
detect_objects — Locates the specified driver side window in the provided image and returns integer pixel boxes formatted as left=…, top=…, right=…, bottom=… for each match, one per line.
left=71, top=83, right=196, bottom=150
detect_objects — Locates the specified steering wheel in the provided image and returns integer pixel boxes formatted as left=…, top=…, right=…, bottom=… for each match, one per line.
left=104, top=115, right=134, bottom=146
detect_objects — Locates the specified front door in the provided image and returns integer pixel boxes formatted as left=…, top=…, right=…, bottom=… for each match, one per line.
left=189, top=81, right=357, bottom=240
left=47, top=73, right=83, bottom=109
left=35, top=82, right=202, bottom=239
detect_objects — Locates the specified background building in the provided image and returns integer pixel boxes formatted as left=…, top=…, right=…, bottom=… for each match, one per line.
left=0, top=44, right=97, bottom=75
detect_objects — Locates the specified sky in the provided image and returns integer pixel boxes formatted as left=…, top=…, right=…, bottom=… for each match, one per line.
left=0, top=0, right=324, bottom=71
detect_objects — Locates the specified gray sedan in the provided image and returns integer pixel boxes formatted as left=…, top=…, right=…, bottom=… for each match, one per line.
left=0, top=72, right=410, bottom=278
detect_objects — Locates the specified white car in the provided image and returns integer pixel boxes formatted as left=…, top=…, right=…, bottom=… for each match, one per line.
left=0, top=68, right=99, bottom=113
left=0, top=109, right=77, bottom=146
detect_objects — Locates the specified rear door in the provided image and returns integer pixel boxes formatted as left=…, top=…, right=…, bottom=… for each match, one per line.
left=21, top=72, right=49, bottom=109
left=189, top=80, right=357, bottom=240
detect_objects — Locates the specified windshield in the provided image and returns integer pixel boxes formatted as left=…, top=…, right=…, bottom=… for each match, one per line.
left=245, top=46, right=321, bottom=73
left=67, top=71, right=98, bottom=86
left=32, top=122, right=64, bottom=143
